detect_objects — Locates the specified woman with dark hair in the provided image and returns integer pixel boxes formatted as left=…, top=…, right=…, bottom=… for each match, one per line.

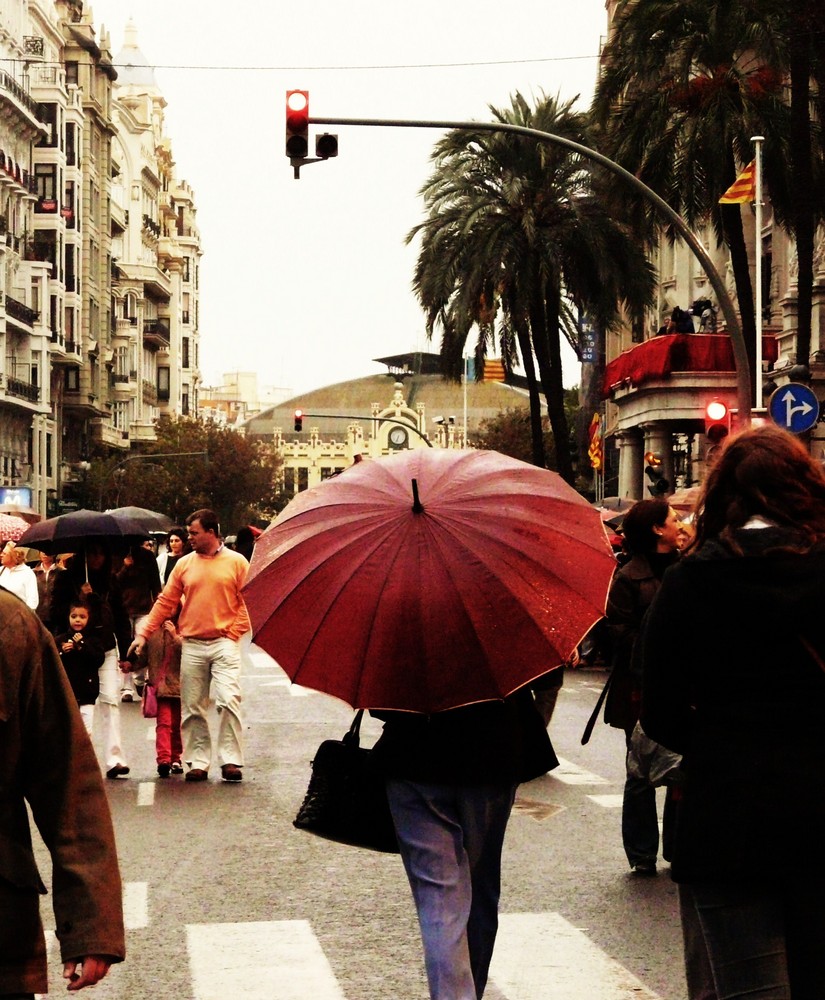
left=51, top=541, right=133, bottom=779
left=604, top=497, right=684, bottom=875
left=116, top=541, right=163, bottom=701
left=640, top=425, right=825, bottom=998
left=157, top=527, right=189, bottom=584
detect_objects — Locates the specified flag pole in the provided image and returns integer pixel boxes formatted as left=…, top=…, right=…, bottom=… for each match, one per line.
left=462, top=353, right=468, bottom=449
left=752, top=135, right=765, bottom=410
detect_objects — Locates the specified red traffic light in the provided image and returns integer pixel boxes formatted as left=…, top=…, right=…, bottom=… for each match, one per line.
left=293, top=409, right=304, bottom=432
left=285, top=90, right=309, bottom=158
left=704, top=398, right=730, bottom=443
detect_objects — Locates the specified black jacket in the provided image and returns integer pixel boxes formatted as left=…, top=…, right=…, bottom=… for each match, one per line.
left=55, top=629, right=105, bottom=706
left=371, top=690, right=558, bottom=786
left=640, top=526, right=825, bottom=883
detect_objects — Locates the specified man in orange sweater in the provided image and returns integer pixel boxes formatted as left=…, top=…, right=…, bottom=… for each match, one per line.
left=130, top=509, right=250, bottom=783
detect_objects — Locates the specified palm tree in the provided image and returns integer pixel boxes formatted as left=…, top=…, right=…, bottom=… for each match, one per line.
left=408, top=92, right=656, bottom=481
left=593, top=0, right=824, bottom=393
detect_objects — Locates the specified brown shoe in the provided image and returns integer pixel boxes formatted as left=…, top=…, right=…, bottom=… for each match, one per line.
left=221, top=764, right=243, bottom=782
left=185, top=768, right=208, bottom=783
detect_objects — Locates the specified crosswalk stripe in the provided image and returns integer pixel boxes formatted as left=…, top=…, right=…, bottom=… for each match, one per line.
left=123, top=882, right=149, bottom=929
left=137, top=781, right=155, bottom=806
left=552, top=756, right=611, bottom=785
left=490, top=913, right=662, bottom=999
left=587, top=793, right=624, bottom=808
left=186, top=920, right=346, bottom=999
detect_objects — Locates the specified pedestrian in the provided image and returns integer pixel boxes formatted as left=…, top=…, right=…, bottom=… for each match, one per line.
left=51, top=541, right=132, bottom=779
left=603, top=497, right=684, bottom=876
left=640, top=424, right=825, bottom=999
left=0, top=588, right=125, bottom=995
left=142, top=611, right=184, bottom=778
left=54, top=597, right=105, bottom=737
left=0, top=541, right=39, bottom=609
left=371, top=692, right=557, bottom=1000
left=156, top=526, right=189, bottom=584
left=115, top=541, right=162, bottom=701
left=33, top=550, right=61, bottom=629
left=130, top=508, right=250, bottom=783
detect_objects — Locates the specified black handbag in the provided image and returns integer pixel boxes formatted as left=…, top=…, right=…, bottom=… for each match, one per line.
left=293, top=710, right=399, bottom=853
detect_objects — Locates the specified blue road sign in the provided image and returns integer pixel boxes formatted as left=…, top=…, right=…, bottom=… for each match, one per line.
left=767, top=382, right=820, bottom=434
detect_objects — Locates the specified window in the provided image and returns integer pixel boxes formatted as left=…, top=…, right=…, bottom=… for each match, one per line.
left=37, top=103, right=58, bottom=148
left=46, top=433, right=53, bottom=478
left=65, top=367, right=79, bottom=391
left=112, top=401, right=129, bottom=431
left=182, top=337, right=190, bottom=368
left=35, top=163, right=57, bottom=204
left=181, top=391, right=189, bottom=416
left=66, top=123, right=77, bottom=166
left=182, top=256, right=190, bottom=282
left=157, top=366, right=170, bottom=401
left=65, top=244, right=76, bottom=292
left=66, top=62, right=78, bottom=86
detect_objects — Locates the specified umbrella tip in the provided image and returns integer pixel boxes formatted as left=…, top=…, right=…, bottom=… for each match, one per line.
left=411, top=478, right=424, bottom=514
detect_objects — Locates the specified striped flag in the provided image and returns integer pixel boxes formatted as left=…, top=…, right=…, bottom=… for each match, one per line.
left=719, top=161, right=756, bottom=204
left=483, top=358, right=506, bottom=382
left=588, top=413, right=603, bottom=470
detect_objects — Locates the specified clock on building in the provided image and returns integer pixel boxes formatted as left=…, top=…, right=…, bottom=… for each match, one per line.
left=388, top=426, right=409, bottom=448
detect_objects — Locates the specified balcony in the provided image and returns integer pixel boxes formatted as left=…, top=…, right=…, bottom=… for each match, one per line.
left=5, top=294, right=39, bottom=329
left=143, top=319, right=170, bottom=349
left=0, top=70, right=48, bottom=140
left=4, top=375, right=40, bottom=403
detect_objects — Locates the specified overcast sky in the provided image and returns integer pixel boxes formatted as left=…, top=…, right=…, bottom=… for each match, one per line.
left=90, top=1, right=607, bottom=397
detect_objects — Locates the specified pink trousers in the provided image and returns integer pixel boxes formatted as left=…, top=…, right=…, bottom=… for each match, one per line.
left=155, top=697, right=182, bottom=764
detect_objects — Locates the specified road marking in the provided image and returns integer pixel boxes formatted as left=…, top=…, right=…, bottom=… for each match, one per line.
left=552, top=757, right=610, bottom=785
left=490, top=912, right=662, bottom=999
left=588, top=793, right=624, bottom=808
left=146, top=725, right=155, bottom=740
left=123, top=882, right=149, bottom=929
left=186, top=920, right=346, bottom=999
left=137, top=781, right=156, bottom=806
left=513, top=797, right=565, bottom=820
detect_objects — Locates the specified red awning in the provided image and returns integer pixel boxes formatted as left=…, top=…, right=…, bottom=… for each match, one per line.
left=602, top=333, right=778, bottom=399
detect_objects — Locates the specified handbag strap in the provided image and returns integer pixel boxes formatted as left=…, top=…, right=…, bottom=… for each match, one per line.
left=343, top=709, right=364, bottom=748
left=799, top=635, right=825, bottom=674
left=581, top=672, right=613, bottom=745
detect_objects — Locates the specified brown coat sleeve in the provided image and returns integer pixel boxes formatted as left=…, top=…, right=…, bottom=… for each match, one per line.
left=0, top=594, right=126, bottom=970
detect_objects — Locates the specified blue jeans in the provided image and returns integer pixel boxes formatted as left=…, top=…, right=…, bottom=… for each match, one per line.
left=687, top=879, right=825, bottom=999
left=386, top=779, right=517, bottom=1000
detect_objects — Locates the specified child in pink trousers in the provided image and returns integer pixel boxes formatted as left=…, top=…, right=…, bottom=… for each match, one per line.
left=143, top=616, right=183, bottom=778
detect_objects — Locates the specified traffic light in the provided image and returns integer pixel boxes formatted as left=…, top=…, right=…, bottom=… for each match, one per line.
left=285, top=90, right=309, bottom=158
left=293, top=409, right=303, bottom=432
left=315, top=132, right=338, bottom=159
left=644, top=452, right=670, bottom=497
left=704, top=398, right=730, bottom=444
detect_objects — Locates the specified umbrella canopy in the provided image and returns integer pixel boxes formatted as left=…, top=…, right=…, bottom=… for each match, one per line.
left=106, top=506, right=173, bottom=534
left=18, top=508, right=150, bottom=554
left=593, top=496, right=638, bottom=513
left=0, top=512, right=30, bottom=543
left=0, top=503, right=41, bottom=525
left=244, top=449, right=617, bottom=713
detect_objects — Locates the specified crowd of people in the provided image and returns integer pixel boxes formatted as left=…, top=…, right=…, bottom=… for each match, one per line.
left=4, top=424, right=825, bottom=999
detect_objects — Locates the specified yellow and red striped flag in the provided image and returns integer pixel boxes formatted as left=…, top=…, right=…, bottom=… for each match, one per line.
left=719, top=161, right=756, bottom=204
left=483, top=358, right=506, bottom=382
left=588, top=413, right=603, bottom=470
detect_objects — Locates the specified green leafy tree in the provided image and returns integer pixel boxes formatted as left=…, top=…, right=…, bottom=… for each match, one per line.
left=95, top=416, right=281, bottom=531
left=408, top=92, right=655, bottom=482
left=474, top=389, right=581, bottom=471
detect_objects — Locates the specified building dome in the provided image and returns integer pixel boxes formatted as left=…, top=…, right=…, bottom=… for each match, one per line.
left=112, top=21, right=158, bottom=89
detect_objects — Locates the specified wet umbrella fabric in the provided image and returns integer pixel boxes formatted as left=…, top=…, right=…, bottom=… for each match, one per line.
left=106, top=506, right=173, bottom=534
left=244, top=449, right=616, bottom=714
left=0, top=512, right=30, bottom=543
left=18, top=508, right=149, bottom=554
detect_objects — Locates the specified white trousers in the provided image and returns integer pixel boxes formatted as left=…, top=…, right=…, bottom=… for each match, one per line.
left=97, top=647, right=127, bottom=769
left=180, top=637, right=244, bottom=772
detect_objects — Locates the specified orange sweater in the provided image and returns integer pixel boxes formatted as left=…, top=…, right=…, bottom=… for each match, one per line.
left=137, top=548, right=250, bottom=642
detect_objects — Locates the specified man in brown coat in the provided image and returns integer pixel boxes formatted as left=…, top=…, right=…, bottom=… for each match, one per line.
left=0, top=589, right=125, bottom=995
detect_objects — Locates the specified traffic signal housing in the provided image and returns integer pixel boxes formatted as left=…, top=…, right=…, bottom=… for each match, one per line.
left=704, top=398, right=730, bottom=444
left=293, top=409, right=303, bottom=432
left=315, top=133, right=338, bottom=159
left=285, top=90, right=309, bottom=158
left=644, top=451, right=670, bottom=497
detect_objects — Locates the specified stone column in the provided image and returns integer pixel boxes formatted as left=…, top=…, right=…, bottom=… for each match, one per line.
left=640, top=422, right=674, bottom=495
left=615, top=431, right=644, bottom=500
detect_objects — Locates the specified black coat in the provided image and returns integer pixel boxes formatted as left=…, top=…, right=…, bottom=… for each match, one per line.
left=55, top=629, right=105, bottom=706
left=640, top=526, right=825, bottom=884
left=371, top=690, right=558, bottom=786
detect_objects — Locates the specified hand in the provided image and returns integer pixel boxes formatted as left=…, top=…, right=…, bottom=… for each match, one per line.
left=118, top=660, right=132, bottom=674
left=127, top=637, right=145, bottom=661
left=79, top=582, right=93, bottom=596
left=61, top=641, right=74, bottom=653
left=63, top=955, right=112, bottom=990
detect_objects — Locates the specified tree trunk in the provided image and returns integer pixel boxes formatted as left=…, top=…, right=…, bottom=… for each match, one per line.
left=789, top=17, right=815, bottom=367
left=531, top=285, right=574, bottom=484
left=513, top=315, right=546, bottom=468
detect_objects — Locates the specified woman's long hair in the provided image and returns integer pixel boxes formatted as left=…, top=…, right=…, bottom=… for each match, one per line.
left=693, top=424, right=825, bottom=553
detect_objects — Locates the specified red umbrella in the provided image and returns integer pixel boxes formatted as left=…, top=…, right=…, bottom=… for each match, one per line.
left=0, top=512, right=29, bottom=543
left=244, top=449, right=616, bottom=713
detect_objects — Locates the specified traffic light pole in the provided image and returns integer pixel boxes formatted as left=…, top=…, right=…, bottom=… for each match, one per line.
left=298, top=413, right=433, bottom=447
left=307, top=114, right=752, bottom=424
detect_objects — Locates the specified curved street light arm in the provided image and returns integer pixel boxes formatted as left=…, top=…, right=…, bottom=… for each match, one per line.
left=310, top=115, right=751, bottom=422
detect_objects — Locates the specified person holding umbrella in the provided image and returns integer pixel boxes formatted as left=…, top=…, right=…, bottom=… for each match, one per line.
left=51, top=542, right=133, bottom=779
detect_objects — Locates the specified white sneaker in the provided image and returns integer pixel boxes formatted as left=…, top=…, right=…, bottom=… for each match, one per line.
left=120, top=690, right=134, bottom=703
